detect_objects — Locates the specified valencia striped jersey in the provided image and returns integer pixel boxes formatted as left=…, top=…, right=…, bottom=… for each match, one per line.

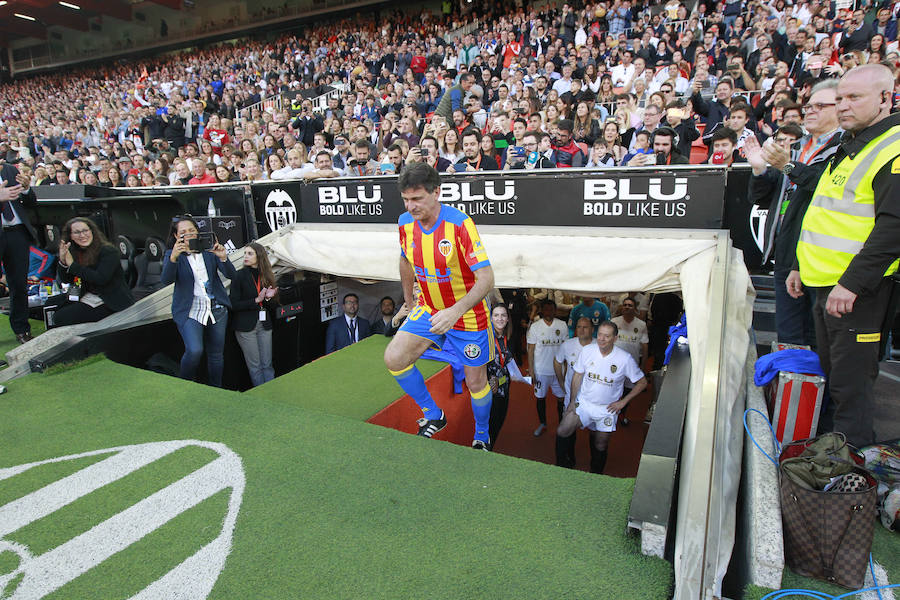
left=399, top=204, right=491, bottom=332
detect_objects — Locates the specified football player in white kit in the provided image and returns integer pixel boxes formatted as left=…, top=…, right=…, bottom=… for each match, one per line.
left=552, top=316, right=595, bottom=467
left=611, top=296, right=649, bottom=425
left=526, top=299, right=568, bottom=436
left=557, top=320, right=647, bottom=474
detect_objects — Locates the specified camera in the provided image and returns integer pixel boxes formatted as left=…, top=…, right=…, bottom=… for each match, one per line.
left=188, top=232, right=215, bottom=253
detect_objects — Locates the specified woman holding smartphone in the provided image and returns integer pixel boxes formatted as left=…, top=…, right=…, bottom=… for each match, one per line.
left=162, top=216, right=236, bottom=388
left=230, top=242, right=278, bottom=387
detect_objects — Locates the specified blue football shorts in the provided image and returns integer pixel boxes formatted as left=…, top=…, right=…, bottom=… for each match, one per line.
left=398, top=304, right=494, bottom=367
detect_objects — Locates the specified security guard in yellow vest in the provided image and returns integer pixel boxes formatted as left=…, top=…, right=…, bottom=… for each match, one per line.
left=289, top=94, right=304, bottom=118
left=787, top=64, right=900, bottom=448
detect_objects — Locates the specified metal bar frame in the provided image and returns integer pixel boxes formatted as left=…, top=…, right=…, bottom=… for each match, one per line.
left=673, top=231, right=733, bottom=600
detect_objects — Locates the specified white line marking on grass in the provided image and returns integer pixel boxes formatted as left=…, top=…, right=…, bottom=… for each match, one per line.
left=0, top=440, right=244, bottom=600
left=862, top=560, right=895, bottom=600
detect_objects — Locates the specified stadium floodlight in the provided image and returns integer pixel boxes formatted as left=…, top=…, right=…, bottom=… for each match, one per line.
left=14, top=13, right=37, bottom=20
left=0, top=1, right=7, bottom=6
left=59, top=1, right=81, bottom=8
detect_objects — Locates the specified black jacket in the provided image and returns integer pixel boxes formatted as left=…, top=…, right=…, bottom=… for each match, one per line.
left=370, top=316, right=399, bottom=336
left=163, top=114, right=186, bottom=147
left=749, top=130, right=842, bottom=269
left=290, top=114, right=324, bottom=147
left=690, top=91, right=730, bottom=129
left=0, top=163, right=38, bottom=242
left=57, top=244, right=136, bottom=312
left=229, top=267, right=274, bottom=332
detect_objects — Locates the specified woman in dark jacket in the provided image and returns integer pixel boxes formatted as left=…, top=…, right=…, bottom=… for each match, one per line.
left=487, top=304, right=515, bottom=450
left=55, top=217, right=135, bottom=327
left=230, top=241, right=278, bottom=387
left=162, top=215, right=236, bottom=387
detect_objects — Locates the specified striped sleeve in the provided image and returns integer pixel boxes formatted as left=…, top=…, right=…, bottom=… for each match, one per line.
left=458, top=217, right=490, bottom=271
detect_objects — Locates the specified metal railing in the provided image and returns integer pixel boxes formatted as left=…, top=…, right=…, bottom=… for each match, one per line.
left=311, top=82, right=346, bottom=113
left=238, top=93, right=285, bottom=120
left=446, top=20, right=480, bottom=43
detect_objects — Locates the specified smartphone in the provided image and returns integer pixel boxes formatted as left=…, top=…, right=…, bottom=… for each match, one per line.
left=188, top=232, right=215, bottom=253
left=452, top=163, right=468, bottom=172
left=712, top=151, right=725, bottom=165
left=527, top=151, right=539, bottom=165
left=644, top=153, right=657, bottom=165
left=380, top=162, right=395, bottom=173
left=511, top=146, right=525, bottom=156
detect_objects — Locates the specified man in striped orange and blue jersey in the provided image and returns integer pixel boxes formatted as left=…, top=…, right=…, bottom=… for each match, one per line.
left=384, top=163, right=496, bottom=450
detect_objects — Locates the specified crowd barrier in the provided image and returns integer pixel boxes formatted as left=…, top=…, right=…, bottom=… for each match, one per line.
left=29, top=164, right=766, bottom=270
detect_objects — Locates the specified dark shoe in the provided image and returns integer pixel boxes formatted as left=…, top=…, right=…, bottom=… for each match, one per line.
left=620, top=417, right=631, bottom=426
left=472, top=440, right=490, bottom=451
left=16, top=332, right=33, bottom=344
left=416, top=413, right=447, bottom=438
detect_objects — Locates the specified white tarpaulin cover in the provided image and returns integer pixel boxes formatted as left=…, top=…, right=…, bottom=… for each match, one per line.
left=265, top=222, right=754, bottom=599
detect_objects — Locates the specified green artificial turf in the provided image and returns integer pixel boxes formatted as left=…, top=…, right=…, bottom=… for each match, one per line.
left=0, top=314, right=45, bottom=362
left=252, top=335, right=446, bottom=420
left=743, top=526, right=900, bottom=599
left=0, top=357, right=674, bottom=599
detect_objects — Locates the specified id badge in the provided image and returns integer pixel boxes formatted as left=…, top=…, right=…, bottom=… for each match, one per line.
left=259, top=310, right=267, bottom=321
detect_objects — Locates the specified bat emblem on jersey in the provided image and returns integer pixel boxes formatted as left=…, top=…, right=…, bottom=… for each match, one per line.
left=438, top=238, right=452, bottom=257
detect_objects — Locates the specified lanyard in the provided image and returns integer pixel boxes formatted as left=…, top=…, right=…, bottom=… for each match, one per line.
left=253, top=275, right=262, bottom=306
left=798, top=135, right=827, bottom=165
left=494, top=334, right=506, bottom=368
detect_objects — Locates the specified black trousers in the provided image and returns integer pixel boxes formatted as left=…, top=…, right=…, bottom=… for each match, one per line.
left=52, top=301, right=114, bottom=327
left=488, top=390, right=509, bottom=448
left=812, top=278, right=893, bottom=448
left=0, top=226, right=31, bottom=335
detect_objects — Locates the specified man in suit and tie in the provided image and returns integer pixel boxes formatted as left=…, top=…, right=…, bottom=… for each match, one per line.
left=325, top=293, right=371, bottom=353
left=0, top=163, right=38, bottom=344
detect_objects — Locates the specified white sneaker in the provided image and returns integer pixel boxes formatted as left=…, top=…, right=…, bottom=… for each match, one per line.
left=533, top=423, right=546, bottom=437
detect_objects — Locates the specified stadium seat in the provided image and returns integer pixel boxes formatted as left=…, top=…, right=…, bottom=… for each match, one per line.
left=116, top=235, right=137, bottom=289
left=690, top=144, right=708, bottom=164
left=133, top=237, right=166, bottom=299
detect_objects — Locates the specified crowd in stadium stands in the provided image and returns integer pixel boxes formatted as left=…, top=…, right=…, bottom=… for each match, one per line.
left=0, top=0, right=898, bottom=185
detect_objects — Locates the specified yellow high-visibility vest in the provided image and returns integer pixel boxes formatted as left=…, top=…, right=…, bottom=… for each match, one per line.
left=796, top=124, right=900, bottom=287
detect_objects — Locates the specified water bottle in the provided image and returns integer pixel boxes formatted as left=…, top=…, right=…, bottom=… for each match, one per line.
left=207, top=197, right=217, bottom=218
left=51, top=281, right=60, bottom=296
left=39, top=284, right=48, bottom=303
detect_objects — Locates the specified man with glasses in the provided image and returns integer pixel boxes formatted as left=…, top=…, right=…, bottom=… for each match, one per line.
left=839, top=9, right=873, bottom=53
left=505, top=131, right=554, bottom=170
left=625, top=104, right=662, bottom=152
left=325, top=293, right=371, bottom=354
left=788, top=64, right=900, bottom=448
left=745, top=79, right=841, bottom=346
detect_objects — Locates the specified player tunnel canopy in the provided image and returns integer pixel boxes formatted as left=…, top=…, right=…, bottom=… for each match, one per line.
left=264, top=221, right=754, bottom=600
